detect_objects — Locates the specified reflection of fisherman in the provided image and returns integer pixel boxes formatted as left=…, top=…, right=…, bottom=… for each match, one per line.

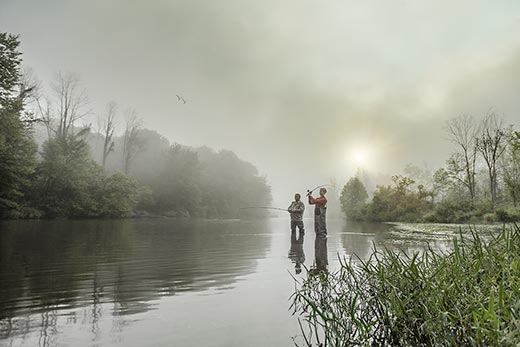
left=313, top=231, right=328, bottom=272
left=288, top=230, right=305, bottom=274
left=308, top=188, right=328, bottom=273
left=288, top=193, right=305, bottom=234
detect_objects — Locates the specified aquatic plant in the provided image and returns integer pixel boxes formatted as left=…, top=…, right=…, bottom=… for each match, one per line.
left=291, top=224, right=520, bottom=346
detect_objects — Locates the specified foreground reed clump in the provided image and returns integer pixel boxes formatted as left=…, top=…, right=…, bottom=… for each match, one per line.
left=291, top=224, right=520, bottom=346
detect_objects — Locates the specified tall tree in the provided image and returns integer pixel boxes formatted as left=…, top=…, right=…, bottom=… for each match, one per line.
left=0, top=32, right=38, bottom=218
left=99, top=101, right=117, bottom=168
left=36, top=71, right=89, bottom=139
left=122, top=109, right=142, bottom=174
left=476, top=112, right=508, bottom=209
left=340, top=177, right=368, bottom=220
left=502, top=131, right=520, bottom=206
left=444, top=114, right=478, bottom=201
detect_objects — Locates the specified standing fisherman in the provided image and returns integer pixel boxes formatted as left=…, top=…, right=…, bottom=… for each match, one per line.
left=288, top=193, right=305, bottom=234
left=308, top=187, right=328, bottom=272
left=308, top=187, right=327, bottom=236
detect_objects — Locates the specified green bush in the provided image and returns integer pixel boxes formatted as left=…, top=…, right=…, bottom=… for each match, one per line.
left=496, top=208, right=520, bottom=223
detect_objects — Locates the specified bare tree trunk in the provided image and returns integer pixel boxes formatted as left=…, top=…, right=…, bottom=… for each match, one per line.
left=122, top=109, right=142, bottom=175
left=444, top=114, right=478, bottom=202
left=99, top=101, right=117, bottom=169
left=35, top=71, right=89, bottom=139
left=476, top=112, right=508, bottom=210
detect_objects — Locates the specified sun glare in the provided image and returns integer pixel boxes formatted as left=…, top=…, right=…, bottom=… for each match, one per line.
left=354, top=151, right=366, bottom=165
left=348, top=146, right=373, bottom=169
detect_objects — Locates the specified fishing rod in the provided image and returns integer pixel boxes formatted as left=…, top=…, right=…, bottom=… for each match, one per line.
left=239, top=206, right=288, bottom=212
left=306, top=184, right=330, bottom=196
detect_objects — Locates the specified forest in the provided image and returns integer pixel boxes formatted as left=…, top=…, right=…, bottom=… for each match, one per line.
left=340, top=114, right=520, bottom=223
left=0, top=32, right=271, bottom=219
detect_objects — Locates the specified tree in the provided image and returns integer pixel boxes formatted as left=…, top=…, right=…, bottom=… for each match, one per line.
left=0, top=32, right=38, bottom=218
left=476, top=112, right=508, bottom=209
left=99, top=101, right=117, bottom=168
left=366, top=175, right=430, bottom=222
left=445, top=152, right=475, bottom=201
left=432, top=168, right=450, bottom=202
left=36, top=72, right=89, bottom=139
left=502, top=131, right=520, bottom=206
left=32, top=128, right=103, bottom=217
left=340, top=177, right=368, bottom=220
left=122, top=109, right=143, bottom=174
left=152, top=144, right=202, bottom=216
left=96, top=172, right=139, bottom=217
left=444, top=114, right=478, bottom=201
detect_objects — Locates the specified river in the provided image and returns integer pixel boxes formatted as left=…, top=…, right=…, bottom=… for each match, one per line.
left=0, top=218, right=457, bottom=347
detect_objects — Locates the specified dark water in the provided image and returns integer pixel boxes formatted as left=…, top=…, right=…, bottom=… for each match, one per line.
left=0, top=218, right=450, bottom=347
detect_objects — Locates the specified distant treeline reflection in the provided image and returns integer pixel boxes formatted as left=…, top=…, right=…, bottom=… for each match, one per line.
left=0, top=219, right=270, bottom=323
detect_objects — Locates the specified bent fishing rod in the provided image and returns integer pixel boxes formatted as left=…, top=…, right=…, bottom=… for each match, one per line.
left=306, top=184, right=330, bottom=196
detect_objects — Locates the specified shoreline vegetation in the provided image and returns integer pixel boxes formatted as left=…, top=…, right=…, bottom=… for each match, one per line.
left=291, top=223, right=520, bottom=347
left=339, top=115, right=520, bottom=224
left=0, top=33, right=271, bottom=220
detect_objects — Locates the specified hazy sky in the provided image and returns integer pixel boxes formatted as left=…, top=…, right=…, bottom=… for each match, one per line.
left=2, top=0, right=520, bottom=204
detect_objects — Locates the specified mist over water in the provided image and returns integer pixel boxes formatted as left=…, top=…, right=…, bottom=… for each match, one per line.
left=2, top=1, right=520, bottom=205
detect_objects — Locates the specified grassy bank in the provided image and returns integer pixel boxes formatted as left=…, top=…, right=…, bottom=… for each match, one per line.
left=291, top=223, right=520, bottom=346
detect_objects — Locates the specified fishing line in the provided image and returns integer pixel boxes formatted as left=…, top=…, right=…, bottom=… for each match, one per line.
left=239, top=206, right=288, bottom=212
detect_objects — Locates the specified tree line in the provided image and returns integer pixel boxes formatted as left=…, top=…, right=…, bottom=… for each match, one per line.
left=0, top=33, right=271, bottom=219
left=341, top=113, right=520, bottom=223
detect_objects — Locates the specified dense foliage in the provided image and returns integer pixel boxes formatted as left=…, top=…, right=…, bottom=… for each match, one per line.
left=340, top=177, right=368, bottom=221
left=0, top=32, right=271, bottom=219
left=292, top=224, right=520, bottom=346
left=0, top=33, right=38, bottom=218
left=340, top=115, right=520, bottom=223
left=30, top=130, right=140, bottom=218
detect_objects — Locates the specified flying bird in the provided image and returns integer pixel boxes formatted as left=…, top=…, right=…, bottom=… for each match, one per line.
left=176, top=94, right=187, bottom=104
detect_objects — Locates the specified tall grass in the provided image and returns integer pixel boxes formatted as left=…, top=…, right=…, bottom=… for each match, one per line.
left=290, top=224, right=520, bottom=346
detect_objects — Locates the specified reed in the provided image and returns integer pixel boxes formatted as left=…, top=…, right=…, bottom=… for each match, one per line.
left=291, top=223, right=520, bottom=346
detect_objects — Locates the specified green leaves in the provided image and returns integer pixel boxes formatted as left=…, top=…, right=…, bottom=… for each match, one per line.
left=0, top=32, right=38, bottom=218
left=340, top=177, right=368, bottom=221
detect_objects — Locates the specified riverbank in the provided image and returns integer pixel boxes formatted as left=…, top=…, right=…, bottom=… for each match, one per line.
left=292, top=223, right=520, bottom=346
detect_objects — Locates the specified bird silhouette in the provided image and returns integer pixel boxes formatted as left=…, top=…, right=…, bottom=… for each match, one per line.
left=176, top=94, right=187, bottom=104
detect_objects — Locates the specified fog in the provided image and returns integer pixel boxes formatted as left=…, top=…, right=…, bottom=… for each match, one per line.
left=2, top=0, right=520, bottom=205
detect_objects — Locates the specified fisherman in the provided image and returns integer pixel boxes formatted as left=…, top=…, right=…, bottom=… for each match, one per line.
left=308, top=187, right=328, bottom=272
left=308, top=187, right=327, bottom=235
left=288, top=193, right=305, bottom=234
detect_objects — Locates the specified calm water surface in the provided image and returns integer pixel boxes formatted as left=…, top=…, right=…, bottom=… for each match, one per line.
left=0, top=218, right=453, bottom=347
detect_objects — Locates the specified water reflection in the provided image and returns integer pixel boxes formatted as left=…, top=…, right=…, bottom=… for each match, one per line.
left=339, top=222, right=392, bottom=260
left=288, top=231, right=305, bottom=274
left=313, top=233, right=328, bottom=273
left=0, top=218, right=271, bottom=343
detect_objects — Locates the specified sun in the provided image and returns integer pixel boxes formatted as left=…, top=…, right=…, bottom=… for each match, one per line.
left=354, top=151, right=366, bottom=165
left=348, top=146, right=372, bottom=168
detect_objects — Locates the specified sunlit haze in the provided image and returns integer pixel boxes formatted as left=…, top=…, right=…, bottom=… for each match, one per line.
left=2, top=0, right=520, bottom=204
